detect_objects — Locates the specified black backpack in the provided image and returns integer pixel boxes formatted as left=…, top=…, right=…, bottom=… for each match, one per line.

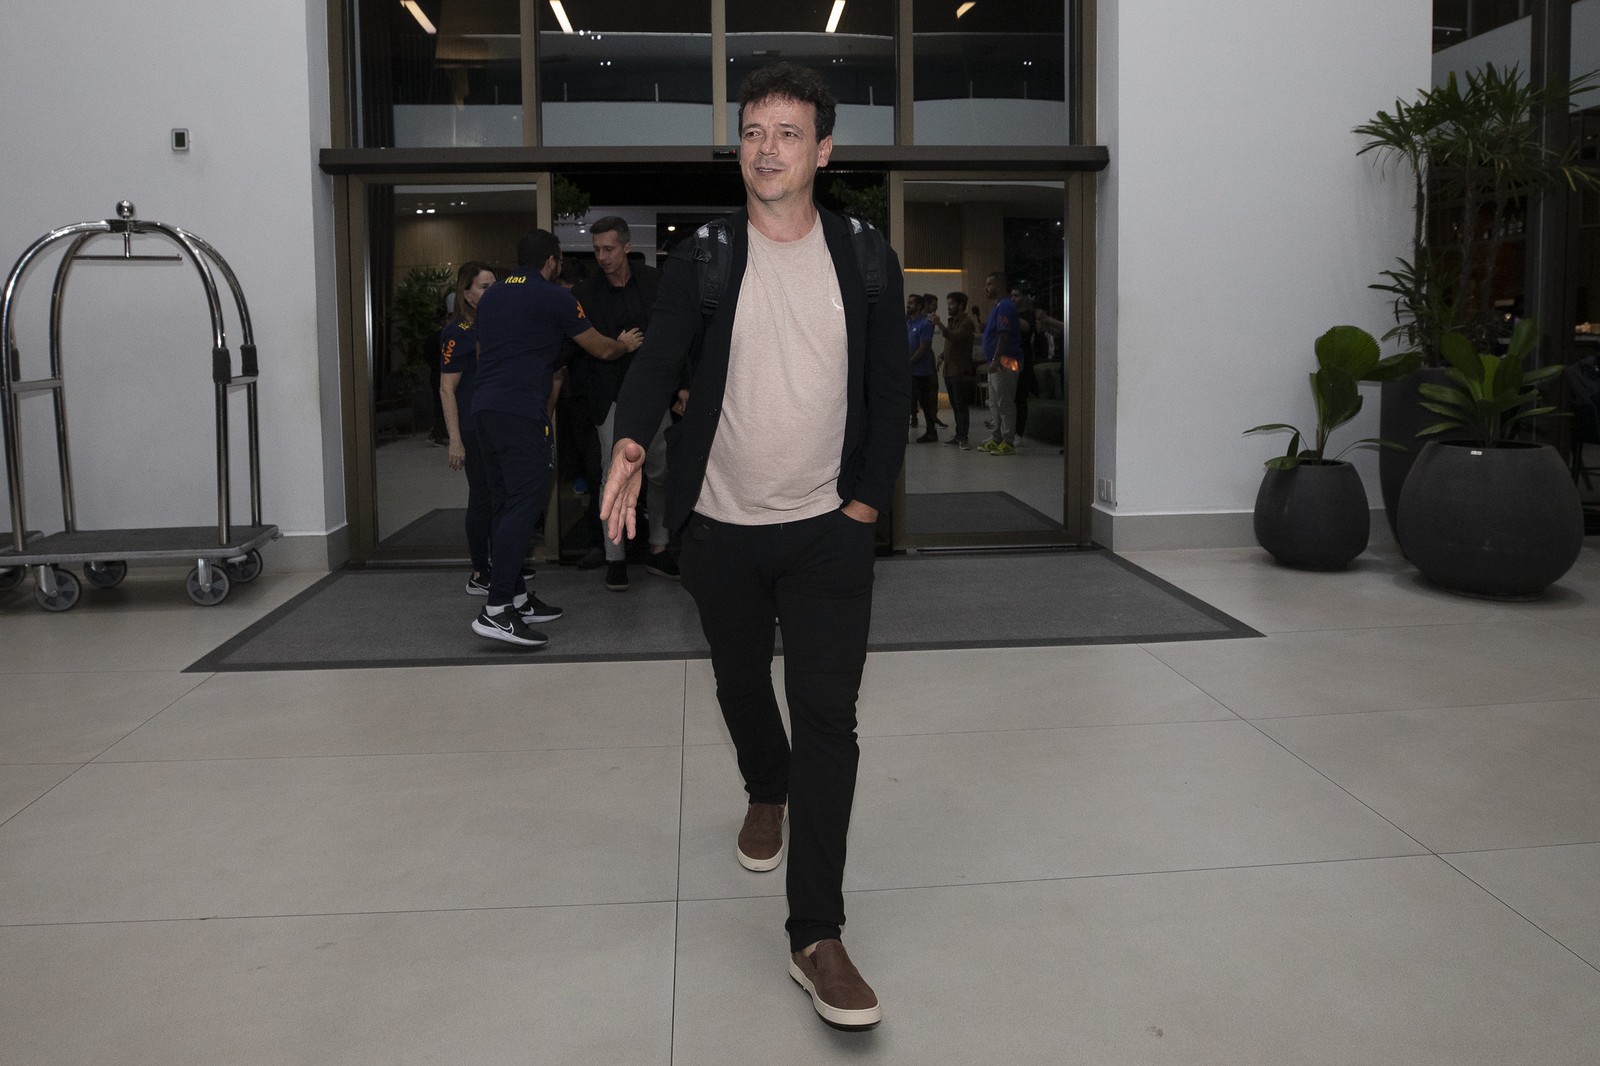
left=689, top=214, right=887, bottom=317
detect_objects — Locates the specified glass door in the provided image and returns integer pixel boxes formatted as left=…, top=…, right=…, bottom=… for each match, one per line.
left=896, top=177, right=1075, bottom=546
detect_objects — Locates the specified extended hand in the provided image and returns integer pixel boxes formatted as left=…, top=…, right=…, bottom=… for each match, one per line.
left=600, top=438, right=646, bottom=543
left=619, top=328, right=645, bottom=352
left=447, top=439, right=466, bottom=471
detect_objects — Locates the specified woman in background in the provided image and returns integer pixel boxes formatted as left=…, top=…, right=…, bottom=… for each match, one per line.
left=439, top=261, right=496, bottom=595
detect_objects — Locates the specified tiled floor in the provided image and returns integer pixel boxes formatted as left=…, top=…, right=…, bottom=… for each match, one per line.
left=2, top=543, right=1598, bottom=1064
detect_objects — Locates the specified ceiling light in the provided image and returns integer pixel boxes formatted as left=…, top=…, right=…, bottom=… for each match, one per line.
left=426, top=208, right=436, bottom=214
left=548, top=0, right=574, bottom=34
left=956, top=2, right=976, bottom=17
left=399, top=0, right=436, bottom=35
left=825, top=0, right=846, bottom=34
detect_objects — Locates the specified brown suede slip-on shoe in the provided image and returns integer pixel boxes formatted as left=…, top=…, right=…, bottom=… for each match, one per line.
left=789, top=940, right=882, bottom=1030
left=736, top=802, right=785, bottom=872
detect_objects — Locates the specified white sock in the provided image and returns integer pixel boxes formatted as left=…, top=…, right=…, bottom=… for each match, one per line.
left=512, top=592, right=528, bottom=608
left=485, top=603, right=509, bottom=617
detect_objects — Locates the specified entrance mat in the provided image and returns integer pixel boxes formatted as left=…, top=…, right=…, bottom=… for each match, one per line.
left=380, top=508, right=467, bottom=550
left=904, top=491, right=1060, bottom=535
left=187, top=549, right=1259, bottom=672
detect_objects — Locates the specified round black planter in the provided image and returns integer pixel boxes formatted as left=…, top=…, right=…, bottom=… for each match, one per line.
left=1253, top=460, right=1370, bottom=570
left=1379, top=368, right=1458, bottom=539
left=1397, top=440, right=1584, bottom=599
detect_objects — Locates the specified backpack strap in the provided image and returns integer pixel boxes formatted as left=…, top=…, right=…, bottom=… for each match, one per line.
left=692, top=219, right=732, bottom=317
left=847, top=215, right=886, bottom=304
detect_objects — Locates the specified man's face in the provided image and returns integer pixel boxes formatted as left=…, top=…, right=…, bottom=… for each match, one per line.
left=739, top=95, right=833, bottom=210
left=592, top=230, right=630, bottom=281
left=907, top=294, right=922, bottom=317
left=985, top=276, right=1002, bottom=299
left=947, top=296, right=963, bottom=319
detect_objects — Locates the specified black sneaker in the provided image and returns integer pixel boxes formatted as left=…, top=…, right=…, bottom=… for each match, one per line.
left=471, top=607, right=547, bottom=647
left=519, top=595, right=563, bottom=623
left=645, top=553, right=680, bottom=580
left=464, top=571, right=489, bottom=596
left=576, top=546, right=606, bottom=570
left=605, top=561, right=629, bottom=591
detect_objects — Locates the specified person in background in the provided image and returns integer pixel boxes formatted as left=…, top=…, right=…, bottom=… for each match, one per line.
left=908, top=291, right=937, bottom=442
left=979, top=271, right=1021, bottom=455
left=932, top=290, right=977, bottom=449
left=439, top=261, right=495, bottom=594
left=468, top=230, right=640, bottom=648
left=572, top=216, right=673, bottom=592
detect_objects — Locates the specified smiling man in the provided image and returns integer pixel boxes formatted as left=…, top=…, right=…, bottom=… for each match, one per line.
left=601, top=63, right=908, bottom=1030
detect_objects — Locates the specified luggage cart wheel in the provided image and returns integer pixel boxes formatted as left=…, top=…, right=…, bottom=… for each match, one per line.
left=186, top=563, right=231, bottom=606
left=0, top=567, right=22, bottom=592
left=35, top=567, right=82, bottom=612
left=83, top=560, right=128, bottom=588
left=224, top=549, right=263, bottom=584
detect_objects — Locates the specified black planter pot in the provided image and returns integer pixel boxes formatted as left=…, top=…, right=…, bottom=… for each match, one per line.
left=1379, top=368, right=1457, bottom=539
left=1397, top=440, right=1584, bottom=599
left=1253, top=460, right=1370, bottom=570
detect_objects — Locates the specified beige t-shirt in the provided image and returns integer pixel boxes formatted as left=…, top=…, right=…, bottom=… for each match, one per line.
left=696, top=217, right=848, bottom=524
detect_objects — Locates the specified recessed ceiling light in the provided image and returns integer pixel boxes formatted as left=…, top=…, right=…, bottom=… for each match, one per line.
left=956, top=2, right=976, bottom=18
left=825, top=0, right=846, bottom=34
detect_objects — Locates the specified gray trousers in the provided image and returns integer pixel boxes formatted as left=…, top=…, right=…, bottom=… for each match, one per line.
left=988, top=364, right=1019, bottom=444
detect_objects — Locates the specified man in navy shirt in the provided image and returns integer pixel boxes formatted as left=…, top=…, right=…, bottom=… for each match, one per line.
left=979, top=271, right=1022, bottom=456
left=469, top=229, right=640, bottom=647
left=906, top=292, right=937, bottom=442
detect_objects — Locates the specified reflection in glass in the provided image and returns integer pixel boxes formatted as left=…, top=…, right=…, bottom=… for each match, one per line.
left=539, top=2, right=713, bottom=145
left=356, top=0, right=524, bottom=147
left=373, top=184, right=539, bottom=550
left=912, top=0, right=1067, bottom=146
left=901, top=180, right=1068, bottom=540
left=727, top=1, right=894, bottom=144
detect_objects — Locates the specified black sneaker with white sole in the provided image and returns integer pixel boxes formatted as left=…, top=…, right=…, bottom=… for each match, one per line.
left=465, top=572, right=489, bottom=596
left=518, top=595, right=563, bottom=624
left=471, top=607, right=548, bottom=647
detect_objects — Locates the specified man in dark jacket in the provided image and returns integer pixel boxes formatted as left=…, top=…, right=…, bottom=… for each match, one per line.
left=602, top=63, right=908, bottom=1031
left=570, top=216, right=671, bottom=591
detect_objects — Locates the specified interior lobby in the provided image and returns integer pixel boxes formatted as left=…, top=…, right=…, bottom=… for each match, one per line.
left=1, top=2, right=1597, bottom=1062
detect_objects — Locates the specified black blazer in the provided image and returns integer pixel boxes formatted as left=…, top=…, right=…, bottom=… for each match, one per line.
left=614, top=205, right=910, bottom=534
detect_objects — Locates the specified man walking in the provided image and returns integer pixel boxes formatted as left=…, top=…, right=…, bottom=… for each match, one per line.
left=469, top=229, right=639, bottom=647
left=571, top=216, right=677, bottom=591
left=601, top=63, right=908, bottom=1030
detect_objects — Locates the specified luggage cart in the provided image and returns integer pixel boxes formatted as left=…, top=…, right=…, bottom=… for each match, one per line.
left=0, top=201, right=278, bottom=610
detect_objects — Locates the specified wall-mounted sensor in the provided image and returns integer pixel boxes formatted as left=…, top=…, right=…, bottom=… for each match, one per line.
left=171, top=128, right=190, bottom=152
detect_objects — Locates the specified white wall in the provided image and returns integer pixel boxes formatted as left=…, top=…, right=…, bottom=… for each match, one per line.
left=1093, top=0, right=1433, bottom=548
left=0, top=0, right=342, bottom=568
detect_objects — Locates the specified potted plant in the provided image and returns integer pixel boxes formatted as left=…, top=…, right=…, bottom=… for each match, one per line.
left=1397, top=319, right=1583, bottom=598
left=1245, top=326, right=1420, bottom=570
left=1354, top=63, right=1600, bottom=530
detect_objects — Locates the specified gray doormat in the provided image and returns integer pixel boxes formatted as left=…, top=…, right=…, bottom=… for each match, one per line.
left=187, top=550, right=1258, bottom=672
left=904, top=491, right=1060, bottom=534
left=381, top=509, right=467, bottom=550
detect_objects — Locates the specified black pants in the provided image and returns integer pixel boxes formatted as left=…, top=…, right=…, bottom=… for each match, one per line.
left=462, top=414, right=491, bottom=573
left=679, top=508, right=876, bottom=952
left=474, top=409, right=551, bottom=606
left=912, top=374, right=938, bottom=433
left=944, top=373, right=974, bottom=441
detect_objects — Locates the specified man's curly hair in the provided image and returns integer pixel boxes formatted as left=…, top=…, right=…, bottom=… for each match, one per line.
left=737, top=62, right=837, bottom=141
